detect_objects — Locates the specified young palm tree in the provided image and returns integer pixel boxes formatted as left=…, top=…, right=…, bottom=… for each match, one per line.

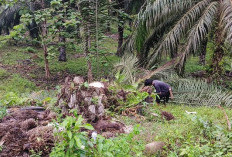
left=129, top=0, right=232, bottom=76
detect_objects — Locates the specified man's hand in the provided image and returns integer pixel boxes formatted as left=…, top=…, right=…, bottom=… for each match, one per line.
left=169, top=88, right=174, bottom=99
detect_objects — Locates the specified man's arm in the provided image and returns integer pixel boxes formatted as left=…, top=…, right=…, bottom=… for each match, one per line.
left=169, top=88, right=174, bottom=99
left=154, top=85, right=161, bottom=95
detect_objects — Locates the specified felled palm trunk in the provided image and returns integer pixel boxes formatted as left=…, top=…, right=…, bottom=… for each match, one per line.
left=57, top=77, right=106, bottom=122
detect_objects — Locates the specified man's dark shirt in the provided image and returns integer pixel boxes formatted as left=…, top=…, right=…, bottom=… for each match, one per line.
left=153, top=80, right=170, bottom=94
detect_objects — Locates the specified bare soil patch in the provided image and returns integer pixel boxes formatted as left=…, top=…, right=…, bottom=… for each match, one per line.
left=0, top=108, right=56, bottom=157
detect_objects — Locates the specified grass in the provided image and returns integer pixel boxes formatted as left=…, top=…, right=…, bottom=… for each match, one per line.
left=0, top=74, right=37, bottom=97
left=0, top=33, right=119, bottom=96
left=184, top=56, right=205, bottom=74
left=118, top=104, right=232, bottom=156
left=0, top=46, right=32, bottom=65
left=0, top=68, right=9, bottom=79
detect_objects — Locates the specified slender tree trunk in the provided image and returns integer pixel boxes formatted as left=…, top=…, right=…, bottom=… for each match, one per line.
left=107, top=0, right=112, bottom=32
left=199, top=37, right=208, bottom=65
left=58, top=27, right=67, bottom=62
left=116, top=24, right=124, bottom=56
left=41, top=0, right=51, bottom=79
left=107, top=9, right=111, bottom=32
left=42, top=22, right=51, bottom=79
left=116, top=0, right=124, bottom=56
left=85, top=25, right=93, bottom=83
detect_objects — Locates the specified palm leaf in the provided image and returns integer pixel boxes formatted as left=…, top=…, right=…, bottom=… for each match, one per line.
left=166, top=77, right=232, bottom=107
left=176, top=1, right=218, bottom=74
left=221, top=0, right=232, bottom=43
left=114, top=54, right=139, bottom=84
left=134, top=0, right=196, bottom=53
left=147, top=0, right=212, bottom=67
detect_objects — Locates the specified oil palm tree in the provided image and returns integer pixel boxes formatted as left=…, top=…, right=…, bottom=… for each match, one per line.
left=129, top=0, right=232, bottom=75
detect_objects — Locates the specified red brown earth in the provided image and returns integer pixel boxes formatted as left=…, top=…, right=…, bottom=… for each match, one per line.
left=0, top=109, right=56, bottom=157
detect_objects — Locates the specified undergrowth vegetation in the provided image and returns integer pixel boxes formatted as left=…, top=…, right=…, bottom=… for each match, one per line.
left=0, top=0, right=232, bottom=156
left=50, top=113, right=144, bottom=157
left=119, top=104, right=232, bottom=156
left=0, top=74, right=37, bottom=96
left=0, top=75, right=231, bottom=156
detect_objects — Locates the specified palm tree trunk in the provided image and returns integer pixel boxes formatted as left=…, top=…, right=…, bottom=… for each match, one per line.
left=85, top=25, right=93, bottom=83
left=211, top=23, right=224, bottom=76
left=116, top=23, right=124, bottom=56
left=116, top=0, right=124, bottom=57
left=107, top=0, right=112, bottom=32
left=58, top=27, right=66, bottom=62
left=199, top=37, right=208, bottom=65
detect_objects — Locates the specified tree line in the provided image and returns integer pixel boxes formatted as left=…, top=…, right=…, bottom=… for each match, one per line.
left=0, top=0, right=232, bottom=81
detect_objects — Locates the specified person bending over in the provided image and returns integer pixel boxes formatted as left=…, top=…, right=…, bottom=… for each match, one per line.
left=144, top=79, right=174, bottom=106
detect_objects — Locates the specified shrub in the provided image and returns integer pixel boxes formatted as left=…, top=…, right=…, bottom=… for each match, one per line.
left=0, top=68, right=9, bottom=79
left=25, top=47, right=36, bottom=53
left=50, top=115, right=94, bottom=157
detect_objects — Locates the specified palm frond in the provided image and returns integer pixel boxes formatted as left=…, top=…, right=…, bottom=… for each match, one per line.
left=221, top=0, right=232, bottom=43
left=147, top=0, right=212, bottom=66
left=114, top=54, right=139, bottom=84
left=137, top=13, right=181, bottom=64
left=165, top=76, right=232, bottom=107
left=134, top=0, right=196, bottom=53
left=176, top=2, right=218, bottom=74
left=0, top=3, right=26, bottom=33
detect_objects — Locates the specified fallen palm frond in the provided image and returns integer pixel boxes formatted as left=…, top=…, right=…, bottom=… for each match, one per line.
left=165, top=77, right=232, bottom=107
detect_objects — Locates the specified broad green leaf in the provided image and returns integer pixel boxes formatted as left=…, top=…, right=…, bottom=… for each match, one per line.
left=74, top=136, right=82, bottom=148
left=83, top=123, right=94, bottom=130
left=69, top=139, right=74, bottom=148
left=67, top=131, right=72, bottom=139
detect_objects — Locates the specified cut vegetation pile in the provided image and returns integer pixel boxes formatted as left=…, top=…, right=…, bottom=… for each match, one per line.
left=56, top=76, right=131, bottom=136
left=0, top=109, right=56, bottom=157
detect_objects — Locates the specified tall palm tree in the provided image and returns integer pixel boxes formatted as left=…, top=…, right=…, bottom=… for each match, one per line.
left=129, top=0, right=232, bottom=75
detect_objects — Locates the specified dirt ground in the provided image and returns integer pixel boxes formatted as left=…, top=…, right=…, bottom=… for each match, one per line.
left=0, top=108, right=56, bottom=157
left=0, top=107, right=128, bottom=157
left=0, top=62, right=75, bottom=89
